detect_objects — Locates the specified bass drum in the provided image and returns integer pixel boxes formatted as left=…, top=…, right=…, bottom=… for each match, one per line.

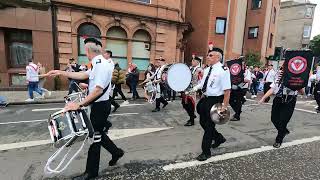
left=163, top=63, right=192, bottom=92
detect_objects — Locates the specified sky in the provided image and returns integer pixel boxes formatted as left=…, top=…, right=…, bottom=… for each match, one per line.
left=282, top=0, right=320, bottom=39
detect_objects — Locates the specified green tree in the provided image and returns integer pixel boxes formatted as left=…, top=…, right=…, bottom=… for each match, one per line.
left=245, top=51, right=262, bottom=67
left=310, top=34, right=320, bottom=57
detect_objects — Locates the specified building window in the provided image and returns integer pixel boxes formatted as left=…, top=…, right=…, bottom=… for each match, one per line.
left=252, top=0, right=262, bottom=9
left=269, top=33, right=273, bottom=48
left=134, top=0, right=151, bottom=3
left=77, top=23, right=101, bottom=65
left=273, top=7, right=277, bottom=24
left=10, top=74, right=26, bottom=86
left=303, top=26, right=312, bottom=38
left=106, top=27, right=128, bottom=69
left=305, top=7, right=313, bottom=18
left=6, top=29, right=32, bottom=68
left=132, top=29, right=151, bottom=71
left=302, top=44, right=309, bottom=49
left=248, top=27, right=259, bottom=39
left=215, top=17, right=227, bottom=34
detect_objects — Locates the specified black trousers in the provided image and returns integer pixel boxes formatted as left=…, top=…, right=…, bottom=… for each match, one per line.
left=314, top=83, right=320, bottom=109
left=197, top=96, right=225, bottom=155
left=112, top=84, right=127, bottom=101
left=110, top=96, right=119, bottom=107
left=271, top=96, right=296, bottom=143
left=263, top=82, right=272, bottom=102
left=181, top=95, right=195, bottom=122
left=85, top=100, right=120, bottom=177
left=229, top=89, right=244, bottom=119
left=156, top=96, right=167, bottom=109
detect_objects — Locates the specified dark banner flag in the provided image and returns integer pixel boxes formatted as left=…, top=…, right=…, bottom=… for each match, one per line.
left=226, top=58, right=244, bottom=85
left=283, top=50, right=313, bottom=91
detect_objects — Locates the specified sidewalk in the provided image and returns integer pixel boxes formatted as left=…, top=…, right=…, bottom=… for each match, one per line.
left=0, top=88, right=146, bottom=105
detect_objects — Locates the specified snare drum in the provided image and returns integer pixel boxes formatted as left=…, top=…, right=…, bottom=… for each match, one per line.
left=64, top=92, right=86, bottom=103
left=48, top=109, right=93, bottom=148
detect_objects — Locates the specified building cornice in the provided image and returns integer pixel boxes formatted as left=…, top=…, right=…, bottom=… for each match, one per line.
left=51, top=1, right=185, bottom=25
left=281, top=2, right=317, bottom=9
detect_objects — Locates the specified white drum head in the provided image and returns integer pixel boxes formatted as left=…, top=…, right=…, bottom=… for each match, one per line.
left=167, top=63, right=192, bottom=92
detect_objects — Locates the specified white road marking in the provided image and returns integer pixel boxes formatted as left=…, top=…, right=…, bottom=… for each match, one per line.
left=246, top=99, right=317, bottom=114
left=163, top=136, right=320, bottom=171
left=32, top=108, right=62, bottom=112
left=0, top=113, right=139, bottom=125
left=32, top=104, right=146, bottom=112
left=0, top=127, right=173, bottom=151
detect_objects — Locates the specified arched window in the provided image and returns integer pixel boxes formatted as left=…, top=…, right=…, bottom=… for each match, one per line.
left=78, top=23, right=101, bottom=64
left=132, top=30, right=151, bottom=71
left=106, top=27, right=128, bottom=69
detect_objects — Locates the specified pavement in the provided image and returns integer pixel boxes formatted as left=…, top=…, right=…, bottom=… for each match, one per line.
left=0, top=96, right=319, bottom=180
left=0, top=89, right=146, bottom=105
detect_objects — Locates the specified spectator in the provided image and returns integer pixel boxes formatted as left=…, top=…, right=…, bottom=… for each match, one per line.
left=25, top=58, right=44, bottom=102
left=112, top=62, right=129, bottom=105
left=126, top=63, right=133, bottom=93
left=251, top=66, right=263, bottom=98
left=65, top=58, right=81, bottom=94
left=37, top=62, right=51, bottom=97
left=128, top=64, right=140, bottom=100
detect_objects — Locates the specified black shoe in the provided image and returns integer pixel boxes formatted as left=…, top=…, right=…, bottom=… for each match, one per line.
left=112, top=104, right=120, bottom=113
left=273, top=142, right=281, bottom=148
left=152, top=108, right=160, bottom=112
left=230, top=116, right=240, bottom=121
left=162, top=102, right=168, bottom=109
left=184, top=120, right=194, bottom=126
left=196, top=153, right=211, bottom=161
left=73, top=172, right=97, bottom=180
left=109, top=149, right=124, bottom=166
left=211, top=137, right=226, bottom=149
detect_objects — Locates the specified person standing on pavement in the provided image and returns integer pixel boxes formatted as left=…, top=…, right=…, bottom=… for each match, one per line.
left=48, top=38, right=124, bottom=180
left=37, top=62, right=51, bottom=97
left=152, top=58, right=169, bottom=112
left=192, top=47, right=231, bottom=161
left=263, top=64, right=276, bottom=102
left=251, top=66, right=264, bottom=98
left=25, top=58, right=44, bottom=102
left=259, top=66, right=304, bottom=148
left=112, top=62, right=129, bottom=105
left=129, top=64, right=140, bottom=100
left=65, top=58, right=81, bottom=95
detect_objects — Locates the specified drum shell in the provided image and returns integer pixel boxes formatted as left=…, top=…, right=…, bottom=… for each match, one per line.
left=209, top=103, right=230, bottom=125
left=64, top=92, right=86, bottom=103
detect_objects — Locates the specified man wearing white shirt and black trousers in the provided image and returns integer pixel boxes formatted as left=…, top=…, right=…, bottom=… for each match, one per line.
left=48, top=38, right=124, bottom=180
left=192, top=47, right=231, bottom=161
left=263, top=64, right=276, bottom=102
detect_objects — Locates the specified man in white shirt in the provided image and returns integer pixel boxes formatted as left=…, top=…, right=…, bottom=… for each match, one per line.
left=152, top=58, right=168, bottom=112
left=48, top=38, right=124, bottom=179
left=192, top=48, right=231, bottom=161
left=263, top=64, right=276, bottom=102
left=25, top=58, right=44, bottom=101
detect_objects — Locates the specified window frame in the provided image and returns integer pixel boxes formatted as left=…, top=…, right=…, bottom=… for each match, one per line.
left=77, top=23, right=101, bottom=60
left=269, top=33, right=274, bottom=48
left=5, top=29, right=33, bottom=68
left=305, top=7, right=313, bottom=18
left=251, top=0, right=262, bottom=10
left=248, top=26, right=259, bottom=39
left=303, top=25, right=312, bottom=38
left=273, top=7, right=277, bottom=24
left=215, top=17, right=227, bottom=35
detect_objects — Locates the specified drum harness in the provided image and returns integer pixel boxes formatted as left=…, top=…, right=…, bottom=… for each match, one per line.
left=44, top=83, right=110, bottom=176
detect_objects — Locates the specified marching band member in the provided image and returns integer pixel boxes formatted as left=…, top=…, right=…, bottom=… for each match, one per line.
left=48, top=38, right=124, bottom=179
left=192, top=47, right=231, bottom=161
left=259, top=66, right=304, bottom=148
left=152, top=58, right=169, bottom=112
left=183, top=56, right=203, bottom=126
left=263, top=64, right=276, bottom=102
left=229, top=59, right=252, bottom=121
left=314, top=65, right=320, bottom=113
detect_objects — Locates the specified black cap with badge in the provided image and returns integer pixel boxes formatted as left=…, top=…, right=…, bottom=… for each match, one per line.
left=84, top=37, right=102, bottom=47
left=193, top=56, right=201, bottom=63
left=207, top=41, right=224, bottom=57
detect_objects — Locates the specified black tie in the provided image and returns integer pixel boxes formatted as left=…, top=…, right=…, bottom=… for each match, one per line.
left=202, top=66, right=213, bottom=93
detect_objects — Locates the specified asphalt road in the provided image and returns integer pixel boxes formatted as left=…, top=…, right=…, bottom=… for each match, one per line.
left=0, top=97, right=319, bottom=180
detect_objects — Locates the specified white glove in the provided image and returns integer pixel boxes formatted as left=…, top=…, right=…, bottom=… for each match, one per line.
left=191, top=86, right=198, bottom=93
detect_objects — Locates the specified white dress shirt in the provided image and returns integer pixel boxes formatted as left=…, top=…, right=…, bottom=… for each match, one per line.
left=264, top=69, right=276, bottom=83
left=85, top=55, right=113, bottom=102
left=195, top=62, right=231, bottom=96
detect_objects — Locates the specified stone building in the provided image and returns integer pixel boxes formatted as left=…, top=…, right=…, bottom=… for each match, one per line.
left=276, top=0, right=317, bottom=49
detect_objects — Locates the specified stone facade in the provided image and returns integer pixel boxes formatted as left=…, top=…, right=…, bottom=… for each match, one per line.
left=276, top=0, right=317, bottom=49
left=0, top=1, right=54, bottom=90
